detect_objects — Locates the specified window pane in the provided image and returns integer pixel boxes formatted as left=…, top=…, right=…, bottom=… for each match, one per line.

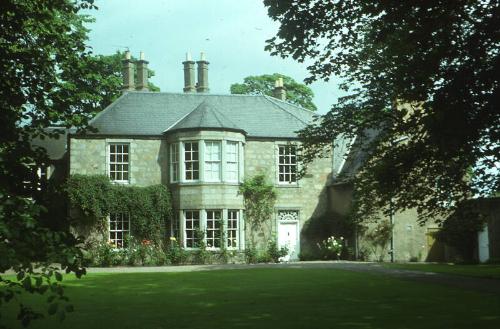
left=109, top=143, right=130, bottom=182
left=278, top=145, right=297, bottom=183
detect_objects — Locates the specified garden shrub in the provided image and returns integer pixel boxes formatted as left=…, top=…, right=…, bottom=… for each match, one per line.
left=317, top=236, right=345, bottom=260
left=244, top=245, right=258, bottom=264
left=165, top=238, right=187, bottom=265
left=66, top=174, right=172, bottom=246
left=265, top=236, right=288, bottom=263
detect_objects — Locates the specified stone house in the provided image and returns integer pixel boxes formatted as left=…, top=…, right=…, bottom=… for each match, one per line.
left=67, top=52, right=332, bottom=260
left=39, top=52, right=494, bottom=263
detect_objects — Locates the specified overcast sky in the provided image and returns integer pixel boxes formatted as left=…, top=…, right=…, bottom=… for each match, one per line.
left=85, top=0, right=344, bottom=114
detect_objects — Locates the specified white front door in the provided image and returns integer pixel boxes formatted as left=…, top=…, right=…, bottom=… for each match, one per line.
left=278, top=222, right=299, bottom=260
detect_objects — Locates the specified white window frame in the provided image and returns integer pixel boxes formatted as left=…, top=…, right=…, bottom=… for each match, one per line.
left=204, top=141, right=221, bottom=182
left=227, top=209, right=239, bottom=249
left=277, top=144, right=298, bottom=185
left=109, top=213, right=130, bottom=248
left=206, top=210, right=222, bottom=249
left=225, top=141, right=239, bottom=182
left=184, top=210, right=200, bottom=248
left=184, top=141, right=199, bottom=181
left=168, top=210, right=180, bottom=241
left=108, top=143, right=130, bottom=183
left=170, top=143, right=179, bottom=182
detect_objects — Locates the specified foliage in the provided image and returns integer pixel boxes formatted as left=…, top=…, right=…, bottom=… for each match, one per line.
left=362, top=220, right=393, bottom=262
left=165, top=238, right=188, bottom=265
left=0, top=0, right=101, bottom=326
left=86, top=51, right=160, bottom=112
left=317, top=236, right=345, bottom=260
left=264, top=0, right=500, bottom=223
left=230, top=73, right=317, bottom=111
left=193, top=229, right=212, bottom=264
left=244, top=245, right=258, bottom=264
left=66, top=175, right=172, bottom=245
left=265, top=236, right=289, bottom=263
left=300, top=211, right=355, bottom=260
left=436, top=203, right=486, bottom=263
left=239, top=174, right=277, bottom=246
left=84, top=237, right=168, bottom=267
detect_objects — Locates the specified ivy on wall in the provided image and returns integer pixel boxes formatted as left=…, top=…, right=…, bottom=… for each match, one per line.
left=66, top=175, right=172, bottom=244
left=239, top=174, right=277, bottom=247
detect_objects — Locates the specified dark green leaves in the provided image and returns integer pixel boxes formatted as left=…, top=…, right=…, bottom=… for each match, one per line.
left=230, top=73, right=317, bottom=111
left=66, top=175, right=172, bottom=245
left=265, top=0, right=500, bottom=222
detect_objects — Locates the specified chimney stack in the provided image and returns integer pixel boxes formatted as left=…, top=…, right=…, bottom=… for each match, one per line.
left=196, top=52, right=209, bottom=93
left=122, top=51, right=135, bottom=91
left=183, top=52, right=196, bottom=93
left=136, top=51, right=149, bottom=91
left=273, top=77, right=286, bottom=101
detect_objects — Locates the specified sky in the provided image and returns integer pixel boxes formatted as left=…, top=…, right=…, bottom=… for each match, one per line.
left=84, top=0, right=344, bottom=114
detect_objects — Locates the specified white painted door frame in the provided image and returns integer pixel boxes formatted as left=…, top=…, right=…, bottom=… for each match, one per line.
left=278, top=220, right=300, bottom=261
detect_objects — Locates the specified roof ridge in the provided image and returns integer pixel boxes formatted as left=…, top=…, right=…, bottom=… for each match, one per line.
left=263, top=95, right=316, bottom=116
left=88, top=92, right=130, bottom=127
left=128, top=91, right=273, bottom=98
left=263, top=96, right=310, bottom=125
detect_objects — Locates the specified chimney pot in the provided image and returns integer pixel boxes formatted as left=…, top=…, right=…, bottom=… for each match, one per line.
left=183, top=51, right=196, bottom=93
left=136, top=51, right=149, bottom=91
left=122, top=52, right=135, bottom=92
left=196, top=52, right=209, bottom=93
left=273, top=77, right=286, bottom=101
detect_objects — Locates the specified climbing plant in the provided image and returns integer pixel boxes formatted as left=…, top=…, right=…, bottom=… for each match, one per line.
left=239, top=174, right=277, bottom=247
left=66, top=175, right=172, bottom=245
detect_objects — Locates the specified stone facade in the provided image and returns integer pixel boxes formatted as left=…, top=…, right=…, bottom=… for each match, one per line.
left=70, top=137, right=167, bottom=187
left=69, top=132, right=333, bottom=260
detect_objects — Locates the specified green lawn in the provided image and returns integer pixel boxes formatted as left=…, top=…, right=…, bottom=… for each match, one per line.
left=2, top=268, right=500, bottom=329
left=382, top=263, right=500, bottom=279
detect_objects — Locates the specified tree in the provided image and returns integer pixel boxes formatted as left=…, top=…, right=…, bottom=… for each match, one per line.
left=0, top=0, right=103, bottom=326
left=86, top=51, right=160, bottom=112
left=230, top=73, right=317, bottom=111
left=264, top=1, right=499, bottom=222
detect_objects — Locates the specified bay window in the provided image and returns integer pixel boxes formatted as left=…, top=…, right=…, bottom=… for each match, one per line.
left=206, top=210, right=222, bottom=248
left=181, top=209, right=242, bottom=250
left=170, top=143, right=179, bottom=182
left=185, top=210, right=200, bottom=248
left=204, top=141, right=221, bottom=181
left=226, top=141, right=239, bottom=182
left=227, top=210, right=239, bottom=249
left=184, top=142, right=199, bottom=181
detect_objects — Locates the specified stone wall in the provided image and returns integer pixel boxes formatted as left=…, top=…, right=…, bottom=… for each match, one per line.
left=244, top=139, right=332, bottom=256
left=327, top=183, right=442, bottom=262
left=70, top=137, right=166, bottom=186
left=70, top=135, right=333, bottom=258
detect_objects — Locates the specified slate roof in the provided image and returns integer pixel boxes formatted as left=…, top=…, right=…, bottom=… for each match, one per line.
left=88, top=92, right=314, bottom=138
left=331, top=128, right=381, bottom=184
left=167, top=99, right=243, bottom=134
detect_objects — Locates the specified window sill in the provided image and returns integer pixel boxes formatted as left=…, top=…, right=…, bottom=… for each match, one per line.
left=111, top=180, right=130, bottom=185
left=170, top=181, right=241, bottom=187
left=276, top=183, right=299, bottom=188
